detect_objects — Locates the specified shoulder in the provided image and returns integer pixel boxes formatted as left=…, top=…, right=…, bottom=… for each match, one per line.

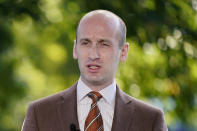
left=121, top=92, right=167, bottom=128
left=131, top=96, right=162, bottom=114
left=30, top=90, right=65, bottom=107
left=120, top=90, right=164, bottom=116
left=28, top=83, right=77, bottom=109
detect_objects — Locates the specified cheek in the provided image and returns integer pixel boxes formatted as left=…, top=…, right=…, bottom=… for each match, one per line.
left=77, top=48, right=87, bottom=60
left=78, top=55, right=86, bottom=65
left=102, top=51, right=117, bottom=64
left=77, top=53, right=89, bottom=70
left=108, top=51, right=121, bottom=66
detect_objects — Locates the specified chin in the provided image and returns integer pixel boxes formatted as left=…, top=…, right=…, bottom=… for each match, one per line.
left=85, top=76, right=104, bottom=85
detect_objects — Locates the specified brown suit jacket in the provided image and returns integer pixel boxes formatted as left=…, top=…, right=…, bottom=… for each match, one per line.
left=22, top=83, right=168, bottom=131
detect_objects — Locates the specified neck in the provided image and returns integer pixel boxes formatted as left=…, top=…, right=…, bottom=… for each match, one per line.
left=81, top=78, right=114, bottom=91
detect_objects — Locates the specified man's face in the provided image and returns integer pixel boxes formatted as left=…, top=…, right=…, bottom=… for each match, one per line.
left=73, top=14, right=128, bottom=88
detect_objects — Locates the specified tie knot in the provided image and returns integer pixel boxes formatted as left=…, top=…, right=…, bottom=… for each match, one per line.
left=88, top=91, right=102, bottom=103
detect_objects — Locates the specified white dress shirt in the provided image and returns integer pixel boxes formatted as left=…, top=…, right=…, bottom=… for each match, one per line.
left=77, top=78, right=116, bottom=131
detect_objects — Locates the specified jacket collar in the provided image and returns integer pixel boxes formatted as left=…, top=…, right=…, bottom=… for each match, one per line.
left=57, top=83, right=134, bottom=131
left=111, top=86, right=135, bottom=131
left=57, top=82, right=80, bottom=131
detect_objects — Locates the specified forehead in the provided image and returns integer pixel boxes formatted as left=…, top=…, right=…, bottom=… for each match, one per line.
left=77, top=13, right=120, bottom=40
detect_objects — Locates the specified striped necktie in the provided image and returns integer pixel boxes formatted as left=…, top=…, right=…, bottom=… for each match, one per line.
left=84, top=91, right=104, bottom=131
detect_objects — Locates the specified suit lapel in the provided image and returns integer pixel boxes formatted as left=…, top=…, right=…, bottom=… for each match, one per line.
left=56, top=83, right=135, bottom=131
left=57, top=83, right=80, bottom=131
left=111, top=86, right=135, bottom=131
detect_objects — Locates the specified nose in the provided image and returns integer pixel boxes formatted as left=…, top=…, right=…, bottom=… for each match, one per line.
left=88, top=44, right=100, bottom=60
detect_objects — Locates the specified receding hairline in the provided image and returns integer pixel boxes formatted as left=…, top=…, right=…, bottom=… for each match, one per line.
left=76, top=10, right=127, bottom=47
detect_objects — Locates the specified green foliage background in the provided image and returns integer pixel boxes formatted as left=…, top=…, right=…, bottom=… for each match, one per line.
left=0, top=0, right=197, bottom=130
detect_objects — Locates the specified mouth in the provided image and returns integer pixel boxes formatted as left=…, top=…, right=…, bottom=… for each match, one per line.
left=86, top=64, right=101, bottom=72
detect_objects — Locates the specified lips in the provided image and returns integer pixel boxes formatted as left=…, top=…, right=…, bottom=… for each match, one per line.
left=88, top=65, right=99, bottom=69
left=86, top=64, right=101, bottom=73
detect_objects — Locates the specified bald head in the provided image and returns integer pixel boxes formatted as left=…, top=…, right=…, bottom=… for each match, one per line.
left=76, top=10, right=127, bottom=47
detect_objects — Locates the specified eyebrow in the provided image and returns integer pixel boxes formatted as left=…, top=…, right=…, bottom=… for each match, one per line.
left=98, top=39, right=111, bottom=43
left=79, top=38, right=112, bottom=44
left=79, top=38, right=91, bottom=43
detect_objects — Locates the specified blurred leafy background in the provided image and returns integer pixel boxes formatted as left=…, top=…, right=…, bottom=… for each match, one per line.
left=0, top=0, right=197, bottom=130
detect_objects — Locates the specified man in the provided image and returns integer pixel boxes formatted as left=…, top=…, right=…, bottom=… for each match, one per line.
left=22, top=10, right=168, bottom=131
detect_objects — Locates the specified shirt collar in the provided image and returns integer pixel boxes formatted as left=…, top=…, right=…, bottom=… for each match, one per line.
left=77, top=78, right=92, bottom=102
left=77, top=77, right=116, bottom=105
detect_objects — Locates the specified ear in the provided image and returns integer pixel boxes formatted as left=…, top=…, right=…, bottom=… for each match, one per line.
left=120, top=42, right=129, bottom=62
left=73, top=40, right=78, bottom=59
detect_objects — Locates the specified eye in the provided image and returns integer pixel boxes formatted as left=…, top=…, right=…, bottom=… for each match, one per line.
left=81, top=41, right=89, bottom=45
left=101, top=42, right=110, bottom=47
left=103, top=43, right=109, bottom=46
